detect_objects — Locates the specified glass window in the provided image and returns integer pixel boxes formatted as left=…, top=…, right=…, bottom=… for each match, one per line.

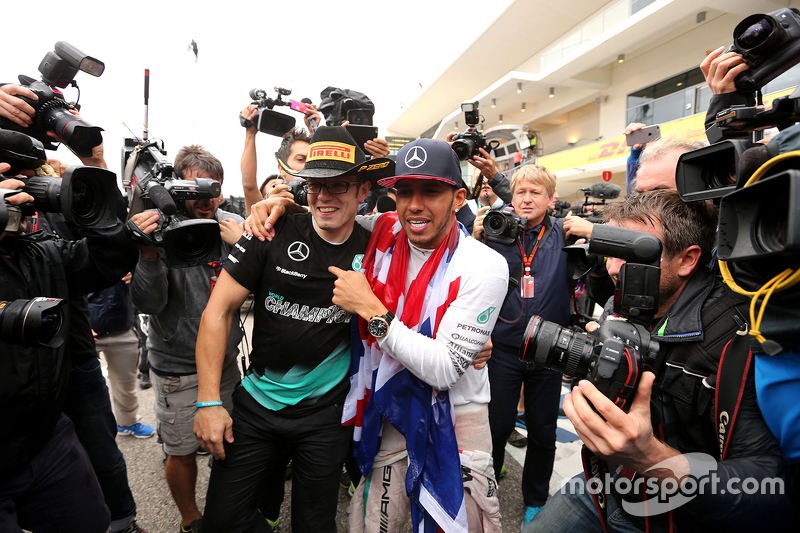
left=763, top=63, right=800, bottom=94
left=627, top=67, right=707, bottom=125
left=627, top=104, right=653, bottom=125
left=653, top=92, right=684, bottom=124
left=695, top=85, right=712, bottom=114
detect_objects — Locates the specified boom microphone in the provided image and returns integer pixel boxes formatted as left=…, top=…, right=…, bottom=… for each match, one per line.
left=249, top=88, right=267, bottom=100
left=301, top=98, right=318, bottom=132
left=146, top=182, right=177, bottom=215
left=582, top=182, right=621, bottom=200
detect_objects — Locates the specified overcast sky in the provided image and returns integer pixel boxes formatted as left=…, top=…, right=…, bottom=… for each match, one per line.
left=3, top=0, right=514, bottom=198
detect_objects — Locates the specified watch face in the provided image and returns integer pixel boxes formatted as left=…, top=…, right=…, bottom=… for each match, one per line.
left=369, top=318, right=388, bottom=338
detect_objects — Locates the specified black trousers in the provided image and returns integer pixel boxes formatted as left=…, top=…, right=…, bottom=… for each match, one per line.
left=488, top=344, right=562, bottom=507
left=203, top=386, right=351, bottom=533
left=0, top=414, right=110, bottom=533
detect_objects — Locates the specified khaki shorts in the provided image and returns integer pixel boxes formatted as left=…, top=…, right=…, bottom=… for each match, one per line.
left=152, top=362, right=240, bottom=456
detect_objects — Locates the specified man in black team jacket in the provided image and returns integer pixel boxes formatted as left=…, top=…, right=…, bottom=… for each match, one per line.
left=526, top=190, right=798, bottom=533
left=0, top=167, right=137, bottom=532
left=194, top=126, right=394, bottom=533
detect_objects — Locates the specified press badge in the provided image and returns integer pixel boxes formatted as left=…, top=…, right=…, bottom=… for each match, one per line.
left=521, top=274, right=534, bottom=298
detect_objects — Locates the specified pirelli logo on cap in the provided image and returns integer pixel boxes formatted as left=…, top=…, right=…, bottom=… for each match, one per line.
left=307, top=142, right=355, bottom=164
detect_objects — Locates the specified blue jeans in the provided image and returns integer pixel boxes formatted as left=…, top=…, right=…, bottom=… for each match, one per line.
left=488, top=344, right=562, bottom=507
left=523, top=473, right=643, bottom=533
left=62, top=357, right=137, bottom=531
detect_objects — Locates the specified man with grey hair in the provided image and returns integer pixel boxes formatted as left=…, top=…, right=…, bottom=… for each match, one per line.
left=624, top=124, right=707, bottom=194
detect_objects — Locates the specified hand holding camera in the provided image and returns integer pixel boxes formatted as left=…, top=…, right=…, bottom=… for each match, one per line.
left=0, top=85, right=38, bottom=129
left=700, top=47, right=750, bottom=95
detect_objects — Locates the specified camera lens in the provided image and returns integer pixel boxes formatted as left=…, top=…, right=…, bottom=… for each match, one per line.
left=452, top=139, right=473, bottom=161
left=736, top=17, right=775, bottom=49
left=519, top=316, right=595, bottom=378
left=0, top=298, right=65, bottom=348
left=485, top=212, right=507, bottom=233
left=755, top=197, right=787, bottom=253
left=161, top=218, right=221, bottom=267
left=349, top=111, right=371, bottom=125
left=70, top=175, right=102, bottom=225
left=703, top=159, right=737, bottom=189
left=172, top=226, right=215, bottom=264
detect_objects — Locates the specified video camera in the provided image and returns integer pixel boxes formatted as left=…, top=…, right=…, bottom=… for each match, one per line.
left=451, top=101, right=499, bottom=161
left=240, top=87, right=315, bottom=137
left=318, top=87, right=374, bottom=127
left=0, top=297, right=66, bottom=348
left=0, top=129, right=119, bottom=230
left=676, top=9, right=800, bottom=282
left=518, top=225, right=662, bottom=411
left=123, top=70, right=222, bottom=268
left=0, top=42, right=104, bottom=158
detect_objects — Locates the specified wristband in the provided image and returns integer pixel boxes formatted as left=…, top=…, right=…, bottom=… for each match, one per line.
left=196, top=400, right=223, bottom=408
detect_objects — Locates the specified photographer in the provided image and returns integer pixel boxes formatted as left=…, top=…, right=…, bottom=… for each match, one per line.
left=129, top=145, right=244, bottom=533
left=526, top=190, right=797, bottom=533
left=240, top=104, right=315, bottom=214
left=0, top=162, right=138, bottom=532
left=475, top=164, right=571, bottom=527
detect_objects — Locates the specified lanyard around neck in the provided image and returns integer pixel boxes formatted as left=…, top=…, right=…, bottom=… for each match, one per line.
left=517, top=224, right=546, bottom=274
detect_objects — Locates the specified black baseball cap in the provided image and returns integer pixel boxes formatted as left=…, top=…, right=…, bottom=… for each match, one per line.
left=378, top=138, right=464, bottom=189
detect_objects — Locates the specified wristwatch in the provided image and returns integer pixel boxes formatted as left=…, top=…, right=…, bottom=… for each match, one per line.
left=368, top=310, right=395, bottom=339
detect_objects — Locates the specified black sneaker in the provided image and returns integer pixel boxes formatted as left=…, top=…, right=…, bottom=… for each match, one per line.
left=180, top=518, right=202, bottom=533
left=139, top=373, right=152, bottom=390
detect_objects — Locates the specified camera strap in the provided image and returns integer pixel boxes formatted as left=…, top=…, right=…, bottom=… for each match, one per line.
left=714, top=325, right=752, bottom=461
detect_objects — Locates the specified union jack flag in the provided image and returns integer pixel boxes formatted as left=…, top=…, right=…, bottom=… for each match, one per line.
left=343, top=212, right=469, bottom=533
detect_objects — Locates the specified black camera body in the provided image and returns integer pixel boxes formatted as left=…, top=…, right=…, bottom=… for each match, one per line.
left=451, top=101, right=498, bottom=160
left=483, top=209, right=525, bottom=246
left=0, top=42, right=104, bottom=158
left=122, top=137, right=222, bottom=268
left=724, top=8, right=800, bottom=92
left=521, top=316, right=659, bottom=411
left=519, top=225, right=663, bottom=411
left=287, top=180, right=308, bottom=207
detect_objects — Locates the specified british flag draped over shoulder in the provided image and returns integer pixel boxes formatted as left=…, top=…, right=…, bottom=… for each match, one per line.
left=342, top=212, right=469, bottom=533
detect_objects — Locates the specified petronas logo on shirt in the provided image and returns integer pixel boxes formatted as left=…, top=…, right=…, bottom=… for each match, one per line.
left=477, top=307, right=496, bottom=324
left=352, top=254, right=364, bottom=271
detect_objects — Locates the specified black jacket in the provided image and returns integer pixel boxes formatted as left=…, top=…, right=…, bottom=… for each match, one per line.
left=601, top=268, right=798, bottom=531
left=0, top=222, right=137, bottom=470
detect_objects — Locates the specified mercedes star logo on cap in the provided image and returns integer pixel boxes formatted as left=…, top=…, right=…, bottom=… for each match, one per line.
left=287, top=241, right=310, bottom=262
left=404, top=146, right=427, bottom=169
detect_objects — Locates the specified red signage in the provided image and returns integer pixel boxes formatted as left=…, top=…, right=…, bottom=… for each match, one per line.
left=602, top=171, right=612, bottom=182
